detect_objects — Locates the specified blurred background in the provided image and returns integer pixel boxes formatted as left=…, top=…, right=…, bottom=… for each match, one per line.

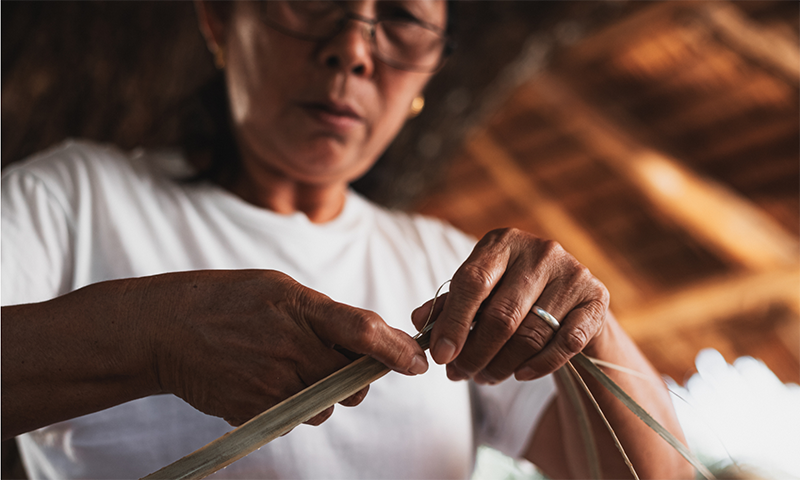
left=3, top=1, right=798, bottom=478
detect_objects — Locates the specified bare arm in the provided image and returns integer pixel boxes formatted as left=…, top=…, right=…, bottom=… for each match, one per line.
left=2, top=269, right=428, bottom=441
left=413, top=228, right=691, bottom=479
left=526, top=314, right=691, bottom=479
left=2, top=278, right=159, bottom=440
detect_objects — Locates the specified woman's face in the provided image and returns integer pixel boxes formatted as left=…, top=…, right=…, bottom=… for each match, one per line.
left=220, top=0, right=447, bottom=187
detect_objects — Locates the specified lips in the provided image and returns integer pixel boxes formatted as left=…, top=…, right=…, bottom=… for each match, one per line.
left=299, top=100, right=365, bottom=131
left=308, top=101, right=361, bottom=118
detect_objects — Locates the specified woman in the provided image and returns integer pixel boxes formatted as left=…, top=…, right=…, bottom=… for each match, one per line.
left=1, top=1, right=692, bottom=478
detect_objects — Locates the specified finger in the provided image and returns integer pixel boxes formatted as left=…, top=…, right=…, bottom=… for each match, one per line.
left=475, top=309, right=557, bottom=384
left=448, top=255, right=549, bottom=380
left=512, top=265, right=609, bottom=379
left=515, top=299, right=607, bottom=380
left=339, top=385, right=369, bottom=407
left=474, top=261, right=607, bottom=383
left=430, top=231, right=513, bottom=365
left=226, top=418, right=242, bottom=427
left=304, top=406, right=334, bottom=426
left=411, top=292, right=449, bottom=332
left=307, top=301, right=428, bottom=376
left=297, top=341, right=356, bottom=390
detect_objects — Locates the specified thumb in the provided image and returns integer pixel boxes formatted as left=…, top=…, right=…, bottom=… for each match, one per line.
left=306, top=300, right=429, bottom=376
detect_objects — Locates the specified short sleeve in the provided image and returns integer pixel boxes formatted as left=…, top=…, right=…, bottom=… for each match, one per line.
left=472, top=374, right=557, bottom=459
left=2, top=168, right=74, bottom=305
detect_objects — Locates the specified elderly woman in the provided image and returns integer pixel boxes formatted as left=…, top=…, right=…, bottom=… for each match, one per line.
left=1, top=1, right=691, bottom=479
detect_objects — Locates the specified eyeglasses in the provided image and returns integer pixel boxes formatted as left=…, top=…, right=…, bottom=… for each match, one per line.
left=260, top=1, right=452, bottom=73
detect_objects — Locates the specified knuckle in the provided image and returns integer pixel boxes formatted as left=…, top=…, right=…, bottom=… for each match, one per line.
left=478, top=227, right=521, bottom=253
left=594, top=281, right=611, bottom=306
left=568, top=264, right=593, bottom=288
left=454, top=263, right=497, bottom=296
left=575, top=263, right=592, bottom=280
left=541, top=239, right=565, bottom=258
left=495, top=227, right=521, bottom=241
left=485, top=227, right=515, bottom=243
left=562, top=326, right=589, bottom=355
left=517, top=325, right=550, bottom=352
left=351, top=311, right=381, bottom=350
left=585, top=298, right=608, bottom=322
left=481, top=300, right=524, bottom=337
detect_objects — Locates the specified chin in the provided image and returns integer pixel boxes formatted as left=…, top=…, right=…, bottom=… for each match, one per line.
left=284, top=144, right=376, bottom=185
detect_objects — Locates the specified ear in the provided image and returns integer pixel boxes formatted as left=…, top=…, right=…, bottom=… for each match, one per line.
left=195, top=0, right=227, bottom=53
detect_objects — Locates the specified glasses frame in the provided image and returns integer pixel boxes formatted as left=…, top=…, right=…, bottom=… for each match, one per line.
left=259, top=1, right=454, bottom=73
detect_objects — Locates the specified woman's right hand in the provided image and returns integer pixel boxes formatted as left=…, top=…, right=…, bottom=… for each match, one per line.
left=128, top=270, right=428, bottom=427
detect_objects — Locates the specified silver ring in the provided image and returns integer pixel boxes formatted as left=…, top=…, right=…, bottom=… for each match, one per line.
left=532, top=306, right=560, bottom=331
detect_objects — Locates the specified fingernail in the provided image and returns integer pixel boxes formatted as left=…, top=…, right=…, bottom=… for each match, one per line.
left=409, top=354, right=429, bottom=375
left=433, top=338, right=456, bottom=364
left=474, top=371, right=497, bottom=385
left=447, top=365, right=468, bottom=381
left=516, top=366, right=536, bottom=381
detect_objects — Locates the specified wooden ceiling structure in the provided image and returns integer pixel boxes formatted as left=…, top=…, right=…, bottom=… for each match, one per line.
left=415, top=1, right=800, bottom=384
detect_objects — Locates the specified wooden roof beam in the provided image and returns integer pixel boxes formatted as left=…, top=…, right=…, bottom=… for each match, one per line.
left=465, top=131, right=643, bottom=309
left=527, top=73, right=799, bottom=271
left=698, top=1, right=800, bottom=85
left=558, top=2, right=800, bottom=91
left=617, top=267, right=800, bottom=340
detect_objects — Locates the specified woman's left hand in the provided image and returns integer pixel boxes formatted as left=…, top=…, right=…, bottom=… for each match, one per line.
left=412, top=228, right=610, bottom=384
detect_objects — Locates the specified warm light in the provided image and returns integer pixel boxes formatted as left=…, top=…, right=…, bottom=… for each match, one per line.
left=637, top=156, right=685, bottom=197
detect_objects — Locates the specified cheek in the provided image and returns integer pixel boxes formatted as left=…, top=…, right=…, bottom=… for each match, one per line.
left=227, top=18, right=303, bottom=135
left=366, top=74, right=428, bottom=150
left=226, top=17, right=266, bottom=127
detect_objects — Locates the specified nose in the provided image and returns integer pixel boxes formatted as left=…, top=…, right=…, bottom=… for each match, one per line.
left=317, top=18, right=375, bottom=77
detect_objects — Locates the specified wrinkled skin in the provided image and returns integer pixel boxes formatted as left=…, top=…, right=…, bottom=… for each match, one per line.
left=146, top=270, right=428, bottom=427
left=2, top=270, right=427, bottom=440
left=413, top=228, right=610, bottom=383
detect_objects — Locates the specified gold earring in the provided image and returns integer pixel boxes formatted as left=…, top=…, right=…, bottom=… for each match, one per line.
left=211, top=44, right=226, bottom=70
left=408, top=95, right=425, bottom=118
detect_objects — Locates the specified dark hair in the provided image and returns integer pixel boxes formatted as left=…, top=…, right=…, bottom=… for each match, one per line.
left=179, top=72, right=240, bottom=186
left=180, top=1, right=457, bottom=189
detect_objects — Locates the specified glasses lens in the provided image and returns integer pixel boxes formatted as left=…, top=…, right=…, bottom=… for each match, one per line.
left=375, top=20, right=445, bottom=71
left=261, top=1, right=447, bottom=72
left=262, top=1, right=342, bottom=39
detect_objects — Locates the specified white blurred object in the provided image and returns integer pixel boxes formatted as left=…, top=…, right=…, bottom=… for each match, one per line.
left=667, top=349, right=800, bottom=479
left=471, top=445, right=544, bottom=480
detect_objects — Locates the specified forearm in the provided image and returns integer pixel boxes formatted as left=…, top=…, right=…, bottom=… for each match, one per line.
left=559, top=315, right=691, bottom=478
left=1, top=279, right=160, bottom=440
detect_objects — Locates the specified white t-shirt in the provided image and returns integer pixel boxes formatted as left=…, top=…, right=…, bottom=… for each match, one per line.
left=2, top=140, right=556, bottom=479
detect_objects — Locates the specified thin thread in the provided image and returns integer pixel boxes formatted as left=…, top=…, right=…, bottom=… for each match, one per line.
left=415, top=280, right=450, bottom=340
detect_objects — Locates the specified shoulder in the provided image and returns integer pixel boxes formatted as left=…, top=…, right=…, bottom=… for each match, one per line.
left=4, top=140, right=134, bottom=182
left=2, top=139, right=186, bottom=208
